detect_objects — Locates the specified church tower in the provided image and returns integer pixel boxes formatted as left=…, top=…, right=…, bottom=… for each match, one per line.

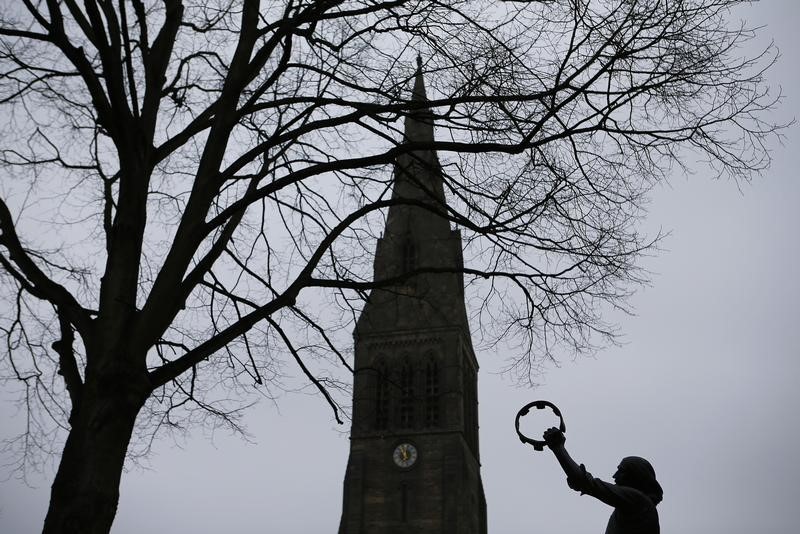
left=338, top=61, right=487, bottom=534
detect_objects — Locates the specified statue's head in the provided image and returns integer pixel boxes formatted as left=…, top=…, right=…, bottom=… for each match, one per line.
left=613, top=456, right=663, bottom=505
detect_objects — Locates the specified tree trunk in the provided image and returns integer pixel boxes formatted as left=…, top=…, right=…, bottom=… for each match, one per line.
left=42, top=369, right=149, bottom=534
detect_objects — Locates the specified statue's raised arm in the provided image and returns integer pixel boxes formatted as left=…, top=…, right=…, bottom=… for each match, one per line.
left=519, top=404, right=663, bottom=534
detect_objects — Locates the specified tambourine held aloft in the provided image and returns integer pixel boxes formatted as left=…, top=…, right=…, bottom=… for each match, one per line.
left=515, top=400, right=566, bottom=451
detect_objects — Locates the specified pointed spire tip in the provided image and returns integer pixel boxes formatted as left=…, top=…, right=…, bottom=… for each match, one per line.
left=404, top=53, right=433, bottom=143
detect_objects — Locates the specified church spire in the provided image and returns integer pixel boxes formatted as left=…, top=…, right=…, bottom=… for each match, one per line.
left=340, top=60, right=486, bottom=534
left=404, top=55, right=435, bottom=145
left=391, top=56, right=446, bottom=212
left=356, top=58, right=468, bottom=335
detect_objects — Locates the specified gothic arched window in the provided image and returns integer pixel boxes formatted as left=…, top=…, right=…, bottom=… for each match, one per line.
left=399, top=358, right=415, bottom=428
left=401, top=482, right=408, bottom=522
left=375, top=361, right=389, bottom=430
left=462, top=354, right=478, bottom=454
left=424, top=355, right=440, bottom=427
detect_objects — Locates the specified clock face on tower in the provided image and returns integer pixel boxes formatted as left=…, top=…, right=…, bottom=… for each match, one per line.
left=392, top=443, right=418, bottom=468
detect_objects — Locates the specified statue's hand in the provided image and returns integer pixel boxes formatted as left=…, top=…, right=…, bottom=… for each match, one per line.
left=543, top=427, right=566, bottom=449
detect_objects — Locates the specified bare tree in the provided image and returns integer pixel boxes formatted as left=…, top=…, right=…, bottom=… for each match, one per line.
left=0, top=1, right=781, bottom=532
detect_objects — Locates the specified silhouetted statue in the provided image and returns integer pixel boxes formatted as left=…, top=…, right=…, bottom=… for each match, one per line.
left=543, top=427, right=663, bottom=534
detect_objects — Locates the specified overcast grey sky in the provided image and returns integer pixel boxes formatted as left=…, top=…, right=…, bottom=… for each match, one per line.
left=2, top=3, right=799, bottom=534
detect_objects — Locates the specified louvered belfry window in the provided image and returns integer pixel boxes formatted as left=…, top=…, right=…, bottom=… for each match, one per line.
left=399, top=359, right=414, bottom=428
left=375, top=361, right=389, bottom=430
left=425, top=356, right=440, bottom=427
